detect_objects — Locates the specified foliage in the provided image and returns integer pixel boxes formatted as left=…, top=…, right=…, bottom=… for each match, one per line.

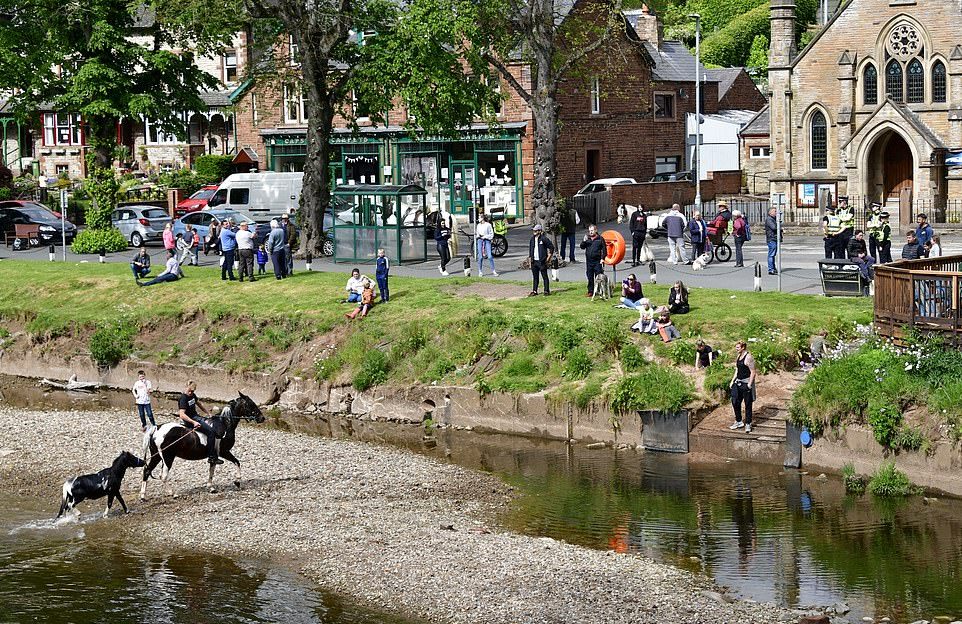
left=746, top=34, right=769, bottom=75
left=868, top=461, right=921, bottom=497
left=620, top=343, right=646, bottom=372
left=490, top=353, right=546, bottom=393
left=0, top=163, right=12, bottom=190
left=841, top=463, right=867, bottom=495
left=699, top=0, right=817, bottom=68
left=563, top=347, right=593, bottom=380
left=661, top=340, right=695, bottom=366
left=892, top=426, right=926, bottom=453
left=867, top=400, right=902, bottom=448
left=609, top=366, right=693, bottom=414
left=71, top=228, right=128, bottom=254
left=82, top=167, right=120, bottom=230
left=551, top=324, right=583, bottom=355
left=193, top=155, right=234, bottom=182
left=352, top=349, right=389, bottom=391
left=704, top=363, right=734, bottom=397
left=158, top=168, right=207, bottom=196
left=594, top=317, right=625, bottom=355
left=89, top=320, right=135, bottom=367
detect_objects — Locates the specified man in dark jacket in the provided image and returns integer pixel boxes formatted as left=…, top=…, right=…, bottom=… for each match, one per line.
left=901, top=231, right=922, bottom=260
left=559, top=206, right=577, bottom=263
left=282, top=213, right=297, bottom=275
left=764, top=207, right=779, bottom=275
left=130, top=246, right=151, bottom=279
left=629, top=205, right=647, bottom=266
left=528, top=223, right=555, bottom=296
left=847, top=230, right=869, bottom=259
left=580, top=225, right=606, bottom=297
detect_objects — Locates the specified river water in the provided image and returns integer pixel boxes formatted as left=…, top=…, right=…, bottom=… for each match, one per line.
left=3, top=379, right=962, bottom=623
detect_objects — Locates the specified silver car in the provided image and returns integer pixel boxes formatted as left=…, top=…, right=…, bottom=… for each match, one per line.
left=111, top=205, right=171, bottom=247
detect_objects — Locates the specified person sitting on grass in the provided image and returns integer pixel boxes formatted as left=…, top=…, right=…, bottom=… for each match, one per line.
left=130, top=246, right=151, bottom=279
left=668, top=281, right=690, bottom=315
left=620, top=274, right=643, bottom=309
left=694, top=340, right=717, bottom=369
left=344, top=268, right=367, bottom=303
left=631, top=298, right=658, bottom=334
left=346, top=279, right=376, bottom=320
left=656, top=310, right=681, bottom=343
left=138, top=249, right=182, bottom=287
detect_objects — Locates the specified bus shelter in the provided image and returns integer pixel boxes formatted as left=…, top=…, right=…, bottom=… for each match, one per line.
left=332, top=184, right=428, bottom=264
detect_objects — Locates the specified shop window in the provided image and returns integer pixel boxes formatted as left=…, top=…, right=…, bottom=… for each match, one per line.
left=907, top=58, right=924, bottom=103
left=654, top=93, right=674, bottom=119
left=810, top=111, right=827, bottom=170
left=932, top=60, right=946, bottom=103
left=863, top=64, right=878, bottom=106
left=344, top=153, right=378, bottom=184
left=886, top=60, right=903, bottom=102
left=477, top=151, right=517, bottom=214
left=401, top=154, right=440, bottom=211
left=43, top=113, right=83, bottom=146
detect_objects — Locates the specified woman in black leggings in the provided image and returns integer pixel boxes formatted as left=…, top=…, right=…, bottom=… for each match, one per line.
left=728, top=340, right=757, bottom=433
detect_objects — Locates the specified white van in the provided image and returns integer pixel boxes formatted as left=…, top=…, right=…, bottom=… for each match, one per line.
left=206, top=172, right=302, bottom=220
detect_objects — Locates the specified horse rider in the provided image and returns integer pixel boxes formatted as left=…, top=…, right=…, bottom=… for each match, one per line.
left=178, top=380, right=224, bottom=465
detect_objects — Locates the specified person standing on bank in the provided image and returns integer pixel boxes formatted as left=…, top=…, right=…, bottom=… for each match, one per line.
left=219, top=217, right=237, bottom=281
left=764, top=207, right=779, bottom=275
left=236, top=221, right=256, bottom=282
left=660, top=203, right=687, bottom=264
left=475, top=214, right=498, bottom=277
left=559, top=205, right=578, bottom=263
left=688, top=211, right=707, bottom=263
left=528, top=223, right=554, bottom=296
left=266, top=219, right=289, bottom=280
left=629, top=204, right=647, bottom=266
left=132, top=370, right=156, bottom=432
left=435, top=209, right=453, bottom=276
left=282, top=213, right=297, bottom=275
left=178, top=380, right=222, bottom=465
left=580, top=224, right=606, bottom=297
left=732, top=209, right=748, bottom=267
left=375, top=248, right=390, bottom=302
left=729, top=341, right=757, bottom=434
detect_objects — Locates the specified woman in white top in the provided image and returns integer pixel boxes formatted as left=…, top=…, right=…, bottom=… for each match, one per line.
left=928, top=235, right=942, bottom=258
left=475, top=214, right=498, bottom=277
left=138, top=249, right=182, bottom=286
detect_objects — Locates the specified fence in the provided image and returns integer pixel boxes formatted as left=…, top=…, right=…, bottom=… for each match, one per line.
left=569, top=190, right=611, bottom=226
left=874, top=254, right=962, bottom=343
left=910, top=199, right=962, bottom=225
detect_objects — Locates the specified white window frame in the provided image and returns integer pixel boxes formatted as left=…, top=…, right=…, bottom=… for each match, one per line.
left=55, top=164, right=70, bottom=176
left=289, top=35, right=300, bottom=66
left=284, top=84, right=308, bottom=124
left=223, top=49, right=238, bottom=83
left=352, top=90, right=369, bottom=121
left=251, top=93, right=259, bottom=124
left=590, top=76, right=600, bottom=114
left=750, top=146, right=771, bottom=159
left=43, top=113, right=82, bottom=146
left=145, top=116, right=184, bottom=145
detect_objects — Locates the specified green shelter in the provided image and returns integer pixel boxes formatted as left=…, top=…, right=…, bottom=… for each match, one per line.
left=332, top=184, right=428, bottom=264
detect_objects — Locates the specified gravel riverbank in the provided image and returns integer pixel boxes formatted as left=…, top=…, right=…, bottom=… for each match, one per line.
left=0, top=406, right=795, bottom=623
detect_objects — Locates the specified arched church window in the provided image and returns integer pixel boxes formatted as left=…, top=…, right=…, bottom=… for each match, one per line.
left=863, top=64, right=878, bottom=105
left=886, top=60, right=904, bottom=102
left=810, top=111, right=827, bottom=170
left=933, top=61, right=947, bottom=103
left=907, top=58, right=924, bottom=103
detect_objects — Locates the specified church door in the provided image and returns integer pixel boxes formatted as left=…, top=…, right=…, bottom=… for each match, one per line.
left=883, top=134, right=913, bottom=200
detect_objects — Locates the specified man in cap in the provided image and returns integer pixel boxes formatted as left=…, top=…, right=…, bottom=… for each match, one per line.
left=877, top=211, right=893, bottom=263
left=580, top=224, right=607, bottom=296
left=236, top=220, right=256, bottom=282
left=219, top=217, right=238, bottom=281
left=528, top=223, right=554, bottom=296
left=822, top=206, right=841, bottom=258
left=282, top=213, right=297, bottom=275
left=866, top=202, right=883, bottom=260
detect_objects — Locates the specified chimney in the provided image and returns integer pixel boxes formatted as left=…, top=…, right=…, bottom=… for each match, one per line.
left=769, top=0, right=797, bottom=67
left=633, top=4, right=663, bottom=49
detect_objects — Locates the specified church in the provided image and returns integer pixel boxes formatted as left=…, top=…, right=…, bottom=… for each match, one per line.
left=767, top=0, right=962, bottom=228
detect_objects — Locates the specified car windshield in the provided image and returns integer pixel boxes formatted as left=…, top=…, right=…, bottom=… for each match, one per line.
left=18, top=205, right=59, bottom=222
left=190, top=189, right=216, bottom=200
left=143, top=209, right=169, bottom=219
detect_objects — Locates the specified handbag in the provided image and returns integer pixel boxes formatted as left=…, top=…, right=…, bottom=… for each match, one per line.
left=640, top=241, right=654, bottom=263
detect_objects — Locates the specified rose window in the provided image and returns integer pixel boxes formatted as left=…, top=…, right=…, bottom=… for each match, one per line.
left=887, top=23, right=921, bottom=59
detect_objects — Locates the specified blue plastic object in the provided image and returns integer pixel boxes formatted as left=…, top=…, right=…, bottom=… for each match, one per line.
left=800, top=428, right=813, bottom=448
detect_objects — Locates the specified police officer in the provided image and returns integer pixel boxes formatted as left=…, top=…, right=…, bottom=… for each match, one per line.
left=836, top=197, right=854, bottom=259
left=877, top=211, right=893, bottom=263
left=822, top=207, right=842, bottom=258
left=178, top=380, right=224, bottom=465
left=866, top=203, right=883, bottom=260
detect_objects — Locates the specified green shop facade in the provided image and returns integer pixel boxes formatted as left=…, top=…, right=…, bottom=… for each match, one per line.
left=260, top=122, right=527, bottom=220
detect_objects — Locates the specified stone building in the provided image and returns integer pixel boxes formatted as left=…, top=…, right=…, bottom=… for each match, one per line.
left=768, top=0, right=962, bottom=227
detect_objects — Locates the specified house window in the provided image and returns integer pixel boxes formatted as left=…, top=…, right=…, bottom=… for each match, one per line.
left=886, top=60, right=904, bottom=102
left=289, top=35, right=300, bottom=66
left=907, top=58, right=924, bottom=103
left=283, top=84, right=308, bottom=124
left=55, top=164, right=70, bottom=176
left=488, top=73, right=503, bottom=117
left=43, top=113, right=83, bottom=146
left=590, top=76, right=600, bottom=114
left=654, top=93, right=674, bottom=119
left=351, top=90, right=369, bottom=120
left=810, top=111, right=827, bottom=170
left=251, top=93, right=259, bottom=124
left=145, top=118, right=183, bottom=145
left=863, top=64, right=878, bottom=106
left=223, top=50, right=238, bottom=83
left=750, top=146, right=771, bottom=159
left=655, top=155, right=680, bottom=174
left=932, top=61, right=947, bottom=103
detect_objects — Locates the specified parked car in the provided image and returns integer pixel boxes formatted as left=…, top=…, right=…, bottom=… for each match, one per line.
left=649, top=170, right=694, bottom=183
left=0, top=200, right=77, bottom=246
left=175, top=185, right=219, bottom=217
left=574, top=178, right=637, bottom=196
left=172, top=209, right=271, bottom=246
left=110, top=205, right=171, bottom=248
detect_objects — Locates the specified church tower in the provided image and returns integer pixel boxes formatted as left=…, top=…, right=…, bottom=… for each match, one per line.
left=769, top=0, right=796, bottom=205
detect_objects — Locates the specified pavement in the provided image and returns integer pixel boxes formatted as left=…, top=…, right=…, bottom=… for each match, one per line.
left=3, top=221, right=946, bottom=296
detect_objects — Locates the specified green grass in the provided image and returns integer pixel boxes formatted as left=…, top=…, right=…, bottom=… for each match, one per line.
left=0, top=260, right=872, bottom=396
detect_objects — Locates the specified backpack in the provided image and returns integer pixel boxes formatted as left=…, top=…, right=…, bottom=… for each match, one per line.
left=743, top=220, right=752, bottom=241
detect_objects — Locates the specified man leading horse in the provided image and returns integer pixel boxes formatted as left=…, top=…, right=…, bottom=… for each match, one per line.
left=178, top=380, right=224, bottom=465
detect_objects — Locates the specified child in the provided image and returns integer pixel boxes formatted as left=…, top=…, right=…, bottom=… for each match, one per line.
left=256, top=244, right=268, bottom=274
left=131, top=370, right=156, bottom=431
left=175, top=232, right=191, bottom=266
left=656, top=310, right=681, bottom=343
left=375, top=248, right=390, bottom=303
left=346, top=279, right=376, bottom=319
left=631, top=298, right=657, bottom=334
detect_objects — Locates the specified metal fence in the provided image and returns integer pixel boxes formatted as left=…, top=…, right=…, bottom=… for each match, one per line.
left=910, top=199, right=962, bottom=225
left=569, top=191, right=611, bottom=226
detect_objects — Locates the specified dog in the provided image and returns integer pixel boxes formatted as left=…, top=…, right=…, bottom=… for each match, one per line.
left=592, top=272, right=612, bottom=300
left=692, top=253, right=711, bottom=271
left=57, top=450, right=145, bottom=519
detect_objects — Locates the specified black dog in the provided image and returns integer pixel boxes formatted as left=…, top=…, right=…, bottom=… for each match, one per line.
left=57, top=451, right=146, bottom=518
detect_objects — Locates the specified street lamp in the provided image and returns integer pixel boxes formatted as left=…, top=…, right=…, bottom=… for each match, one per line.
left=689, top=13, right=702, bottom=209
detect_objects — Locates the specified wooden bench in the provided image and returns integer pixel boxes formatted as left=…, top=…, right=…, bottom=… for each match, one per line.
left=5, top=224, right=40, bottom=250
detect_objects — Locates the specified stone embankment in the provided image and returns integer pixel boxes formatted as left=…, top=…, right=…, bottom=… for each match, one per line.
left=0, top=405, right=796, bottom=624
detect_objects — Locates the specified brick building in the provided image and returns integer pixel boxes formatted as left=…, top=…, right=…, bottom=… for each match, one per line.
left=768, top=0, right=962, bottom=228
left=739, top=105, right=772, bottom=195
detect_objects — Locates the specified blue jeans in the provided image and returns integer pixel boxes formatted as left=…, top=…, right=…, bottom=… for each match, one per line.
left=347, top=291, right=362, bottom=303
left=140, top=273, right=178, bottom=287
left=131, top=264, right=150, bottom=279
left=621, top=297, right=643, bottom=309
left=137, top=403, right=156, bottom=428
left=561, top=233, right=576, bottom=261
left=376, top=275, right=389, bottom=302
left=767, top=241, right=778, bottom=272
left=476, top=239, right=495, bottom=272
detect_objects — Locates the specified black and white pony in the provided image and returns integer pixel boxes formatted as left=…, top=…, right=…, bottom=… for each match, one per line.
left=58, top=450, right=145, bottom=519
left=140, top=392, right=264, bottom=499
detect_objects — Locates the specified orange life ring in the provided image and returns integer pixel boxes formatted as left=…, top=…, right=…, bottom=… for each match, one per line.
left=601, top=230, right=626, bottom=266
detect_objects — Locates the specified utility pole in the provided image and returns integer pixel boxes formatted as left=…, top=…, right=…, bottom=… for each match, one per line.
left=689, top=13, right=702, bottom=210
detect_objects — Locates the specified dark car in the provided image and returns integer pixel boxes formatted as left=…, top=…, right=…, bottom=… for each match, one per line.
left=0, top=201, right=77, bottom=247
left=649, top=170, right=694, bottom=183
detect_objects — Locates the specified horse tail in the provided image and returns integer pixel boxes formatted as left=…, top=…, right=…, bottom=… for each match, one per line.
left=142, top=425, right=156, bottom=457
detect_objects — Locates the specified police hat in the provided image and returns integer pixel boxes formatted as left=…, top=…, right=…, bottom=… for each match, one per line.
left=880, top=212, right=890, bottom=218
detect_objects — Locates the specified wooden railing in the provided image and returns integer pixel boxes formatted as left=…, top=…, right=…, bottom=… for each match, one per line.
left=874, top=254, right=962, bottom=342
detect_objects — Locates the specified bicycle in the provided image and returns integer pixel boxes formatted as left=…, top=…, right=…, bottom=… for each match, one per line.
left=688, top=230, right=732, bottom=264
left=456, top=224, right=508, bottom=259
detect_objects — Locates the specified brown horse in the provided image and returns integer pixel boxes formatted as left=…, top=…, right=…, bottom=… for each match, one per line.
left=140, top=392, right=264, bottom=499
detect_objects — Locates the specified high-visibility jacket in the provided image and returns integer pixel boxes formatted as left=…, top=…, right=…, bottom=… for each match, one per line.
left=867, top=214, right=883, bottom=239
left=838, top=209, right=854, bottom=232
left=824, top=214, right=842, bottom=236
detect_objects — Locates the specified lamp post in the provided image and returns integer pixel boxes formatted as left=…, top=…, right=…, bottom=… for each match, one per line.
left=689, top=13, right=702, bottom=210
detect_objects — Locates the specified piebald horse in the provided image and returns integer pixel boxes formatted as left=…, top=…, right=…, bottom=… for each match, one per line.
left=141, top=392, right=264, bottom=499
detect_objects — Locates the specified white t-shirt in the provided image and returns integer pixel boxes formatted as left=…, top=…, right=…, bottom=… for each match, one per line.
left=236, top=229, right=255, bottom=250
left=133, top=379, right=152, bottom=405
left=346, top=276, right=366, bottom=294
left=476, top=222, right=494, bottom=241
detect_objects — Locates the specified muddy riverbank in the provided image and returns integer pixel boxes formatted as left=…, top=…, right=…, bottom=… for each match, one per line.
left=0, top=405, right=794, bottom=624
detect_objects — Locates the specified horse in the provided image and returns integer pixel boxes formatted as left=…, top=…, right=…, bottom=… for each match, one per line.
left=58, top=450, right=145, bottom=519
left=140, top=392, right=265, bottom=499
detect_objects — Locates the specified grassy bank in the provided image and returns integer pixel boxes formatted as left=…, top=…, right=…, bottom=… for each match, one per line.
left=0, top=260, right=872, bottom=411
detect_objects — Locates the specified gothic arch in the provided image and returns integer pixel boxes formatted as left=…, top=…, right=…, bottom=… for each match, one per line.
left=800, top=104, right=834, bottom=172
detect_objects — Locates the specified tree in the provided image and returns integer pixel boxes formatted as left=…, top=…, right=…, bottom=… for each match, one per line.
left=746, top=34, right=769, bottom=76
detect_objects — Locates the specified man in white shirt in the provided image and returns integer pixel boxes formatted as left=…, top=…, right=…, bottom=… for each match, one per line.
left=138, top=249, right=182, bottom=286
left=236, top=221, right=256, bottom=282
left=132, top=370, right=156, bottom=431
left=475, top=214, right=498, bottom=277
